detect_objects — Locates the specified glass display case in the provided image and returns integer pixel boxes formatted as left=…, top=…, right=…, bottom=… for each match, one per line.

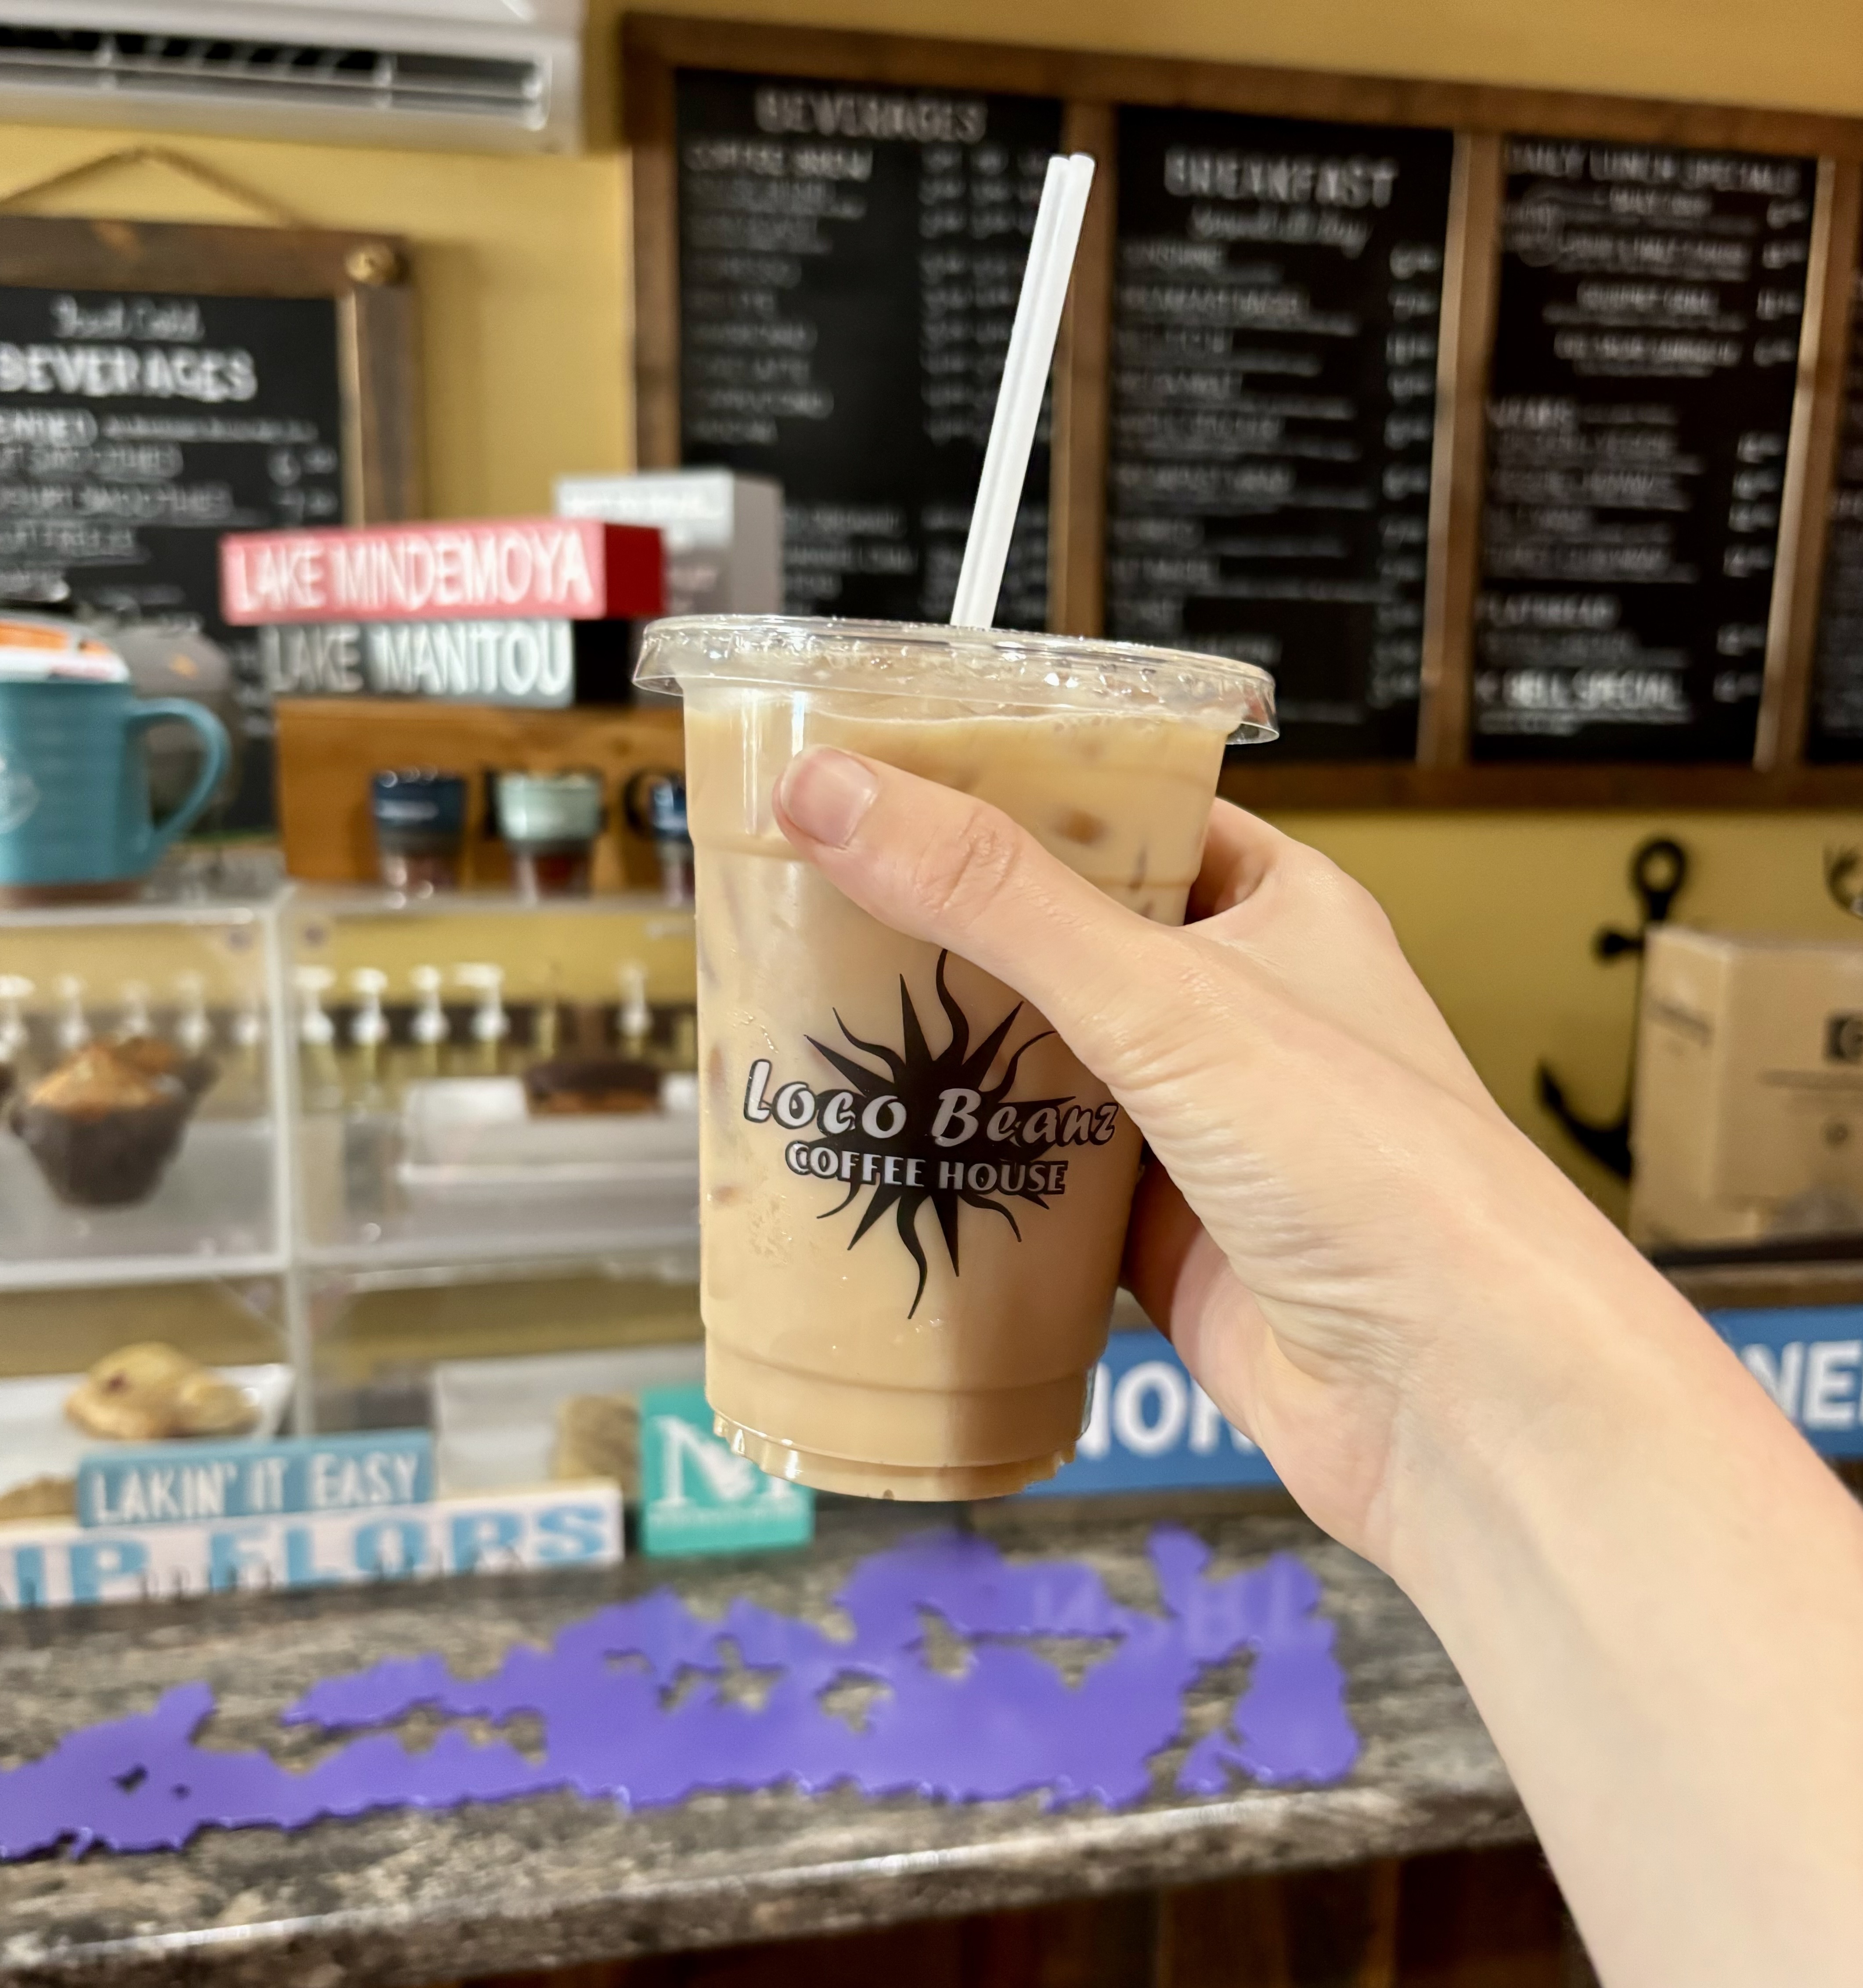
left=282, top=891, right=699, bottom=1268
left=0, top=887, right=704, bottom=1511
left=280, top=891, right=703, bottom=1463
left=307, top=1253, right=703, bottom=1498
left=0, top=897, right=295, bottom=1523
left=0, top=900, right=287, bottom=1286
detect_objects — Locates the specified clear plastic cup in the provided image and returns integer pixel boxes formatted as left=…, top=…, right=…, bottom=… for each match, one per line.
left=637, top=616, right=1275, bottom=1499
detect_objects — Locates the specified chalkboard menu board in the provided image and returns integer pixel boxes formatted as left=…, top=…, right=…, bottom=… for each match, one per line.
left=1809, top=258, right=1863, bottom=760
left=1105, top=108, right=1455, bottom=758
left=674, top=69, right=1062, bottom=627
left=631, top=14, right=1863, bottom=807
left=0, top=284, right=346, bottom=824
left=1472, top=138, right=1816, bottom=762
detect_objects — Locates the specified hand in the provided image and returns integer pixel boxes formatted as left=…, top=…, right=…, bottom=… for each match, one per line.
left=772, top=745, right=1702, bottom=1576
left=774, top=745, right=1863, bottom=1988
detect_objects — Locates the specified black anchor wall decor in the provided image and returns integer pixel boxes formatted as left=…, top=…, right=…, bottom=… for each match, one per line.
left=1536, top=836, right=1690, bottom=1181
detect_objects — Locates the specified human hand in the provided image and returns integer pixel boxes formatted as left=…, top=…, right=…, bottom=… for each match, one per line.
left=771, top=745, right=1679, bottom=1577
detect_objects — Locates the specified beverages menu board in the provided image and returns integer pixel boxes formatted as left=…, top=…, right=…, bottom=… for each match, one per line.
left=0, top=284, right=346, bottom=828
left=1809, top=258, right=1863, bottom=760
left=1105, top=108, right=1455, bottom=760
left=674, top=68, right=1062, bottom=627
left=1472, top=137, right=1816, bottom=762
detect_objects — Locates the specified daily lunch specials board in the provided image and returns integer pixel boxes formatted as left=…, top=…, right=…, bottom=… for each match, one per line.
left=1105, top=107, right=1454, bottom=760
left=1470, top=137, right=1816, bottom=763
left=627, top=16, right=1863, bottom=803
left=1808, top=254, right=1863, bottom=760
left=673, top=67, right=1061, bottom=628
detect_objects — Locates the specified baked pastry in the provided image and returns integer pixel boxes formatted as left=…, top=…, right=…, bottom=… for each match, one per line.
left=0, top=1475, right=75, bottom=1522
left=524, top=1055, right=660, bottom=1116
left=66, top=1341, right=258, bottom=1442
left=112, top=1034, right=218, bottom=1101
left=552, top=1392, right=639, bottom=1495
left=9, top=1042, right=190, bottom=1207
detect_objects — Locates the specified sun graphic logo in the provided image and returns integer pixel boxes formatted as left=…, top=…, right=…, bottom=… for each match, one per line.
left=742, top=952, right=1120, bottom=1316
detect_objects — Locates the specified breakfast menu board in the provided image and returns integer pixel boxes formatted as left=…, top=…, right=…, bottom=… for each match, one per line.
left=673, top=68, right=1062, bottom=627
left=1808, top=257, right=1863, bottom=760
left=1472, top=137, right=1817, bottom=762
left=1105, top=107, right=1455, bottom=760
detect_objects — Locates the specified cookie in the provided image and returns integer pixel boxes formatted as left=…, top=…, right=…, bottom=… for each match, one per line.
left=66, top=1341, right=258, bottom=1442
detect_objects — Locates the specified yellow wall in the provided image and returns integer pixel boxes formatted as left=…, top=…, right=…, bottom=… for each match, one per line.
left=3, top=0, right=1862, bottom=1215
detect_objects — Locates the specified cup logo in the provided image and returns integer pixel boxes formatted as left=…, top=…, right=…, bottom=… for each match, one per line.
left=0, top=755, right=40, bottom=835
left=742, top=952, right=1119, bottom=1315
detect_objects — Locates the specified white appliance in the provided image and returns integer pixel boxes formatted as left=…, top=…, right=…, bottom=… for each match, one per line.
left=0, top=0, right=584, bottom=153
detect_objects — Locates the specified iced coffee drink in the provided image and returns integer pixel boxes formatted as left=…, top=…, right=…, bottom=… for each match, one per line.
left=637, top=618, right=1274, bottom=1498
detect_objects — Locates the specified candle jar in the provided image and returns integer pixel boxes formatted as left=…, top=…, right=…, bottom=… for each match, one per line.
left=496, top=770, right=605, bottom=900
left=370, top=771, right=467, bottom=896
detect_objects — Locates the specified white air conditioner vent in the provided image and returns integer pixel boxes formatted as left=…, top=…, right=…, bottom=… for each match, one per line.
left=0, top=2, right=582, bottom=152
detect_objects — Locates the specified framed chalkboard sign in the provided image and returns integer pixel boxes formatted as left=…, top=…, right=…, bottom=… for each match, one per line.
left=669, top=67, right=1062, bottom=627
left=0, top=214, right=419, bottom=827
left=1808, top=231, right=1863, bottom=760
left=623, top=14, right=1863, bottom=807
left=1470, top=138, right=1816, bottom=764
left=1106, top=107, right=1455, bottom=760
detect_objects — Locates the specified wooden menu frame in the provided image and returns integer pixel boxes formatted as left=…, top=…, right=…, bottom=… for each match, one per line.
left=0, top=212, right=422, bottom=523
left=623, top=13, right=1863, bottom=807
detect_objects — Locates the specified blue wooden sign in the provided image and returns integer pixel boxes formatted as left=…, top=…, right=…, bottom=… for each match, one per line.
left=1707, top=1306, right=1863, bottom=1458
left=77, top=1430, right=434, bottom=1530
left=1024, top=1329, right=1281, bottom=1497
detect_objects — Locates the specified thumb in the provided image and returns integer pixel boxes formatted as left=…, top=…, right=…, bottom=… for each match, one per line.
left=773, top=746, right=1173, bottom=1074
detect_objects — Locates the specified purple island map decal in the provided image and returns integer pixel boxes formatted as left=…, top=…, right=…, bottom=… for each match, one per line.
left=0, top=1530, right=1357, bottom=1859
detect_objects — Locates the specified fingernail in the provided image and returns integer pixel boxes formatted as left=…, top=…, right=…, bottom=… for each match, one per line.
left=778, top=748, right=879, bottom=849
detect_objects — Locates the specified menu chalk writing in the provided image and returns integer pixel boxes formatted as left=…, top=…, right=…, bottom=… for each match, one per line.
left=1105, top=107, right=1454, bottom=759
left=1809, top=256, right=1863, bottom=761
left=674, top=68, right=1062, bottom=627
left=1473, top=138, right=1814, bottom=761
left=0, top=285, right=346, bottom=825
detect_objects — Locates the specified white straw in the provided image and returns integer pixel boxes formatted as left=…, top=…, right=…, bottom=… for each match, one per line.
left=949, top=151, right=1095, bottom=629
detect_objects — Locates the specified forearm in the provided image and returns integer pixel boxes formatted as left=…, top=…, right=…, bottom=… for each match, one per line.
left=1392, top=1232, right=1863, bottom=1988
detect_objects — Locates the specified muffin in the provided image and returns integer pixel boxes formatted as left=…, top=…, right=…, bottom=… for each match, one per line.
left=9, top=1043, right=190, bottom=1207
left=112, top=1034, right=218, bottom=1102
left=66, top=1341, right=257, bottom=1442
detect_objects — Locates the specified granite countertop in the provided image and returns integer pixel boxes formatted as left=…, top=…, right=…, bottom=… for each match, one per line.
left=0, top=1502, right=1525, bottom=1988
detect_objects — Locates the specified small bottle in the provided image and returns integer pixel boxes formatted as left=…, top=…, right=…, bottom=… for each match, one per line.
left=174, top=973, right=213, bottom=1060
left=52, top=976, right=89, bottom=1059
left=342, top=966, right=396, bottom=1216
left=293, top=966, right=343, bottom=1113
left=618, top=961, right=652, bottom=1061
left=115, top=980, right=153, bottom=1043
left=408, top=965, right=449, bottom=1082
left=348, top=968, right=391, bottom=1105
left=230, top=995, right=264, bottom=1064
left=530, top=963, right=563, bottom=1066
left=455, top=963, right=511, bottom=1077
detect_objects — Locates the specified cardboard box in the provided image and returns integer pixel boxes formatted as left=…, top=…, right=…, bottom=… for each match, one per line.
left=1630, top=927, right=1863, bottom=1247
left=554, top=469, right=783, bottom=617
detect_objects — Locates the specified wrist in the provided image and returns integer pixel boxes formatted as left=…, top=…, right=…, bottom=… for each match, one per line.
left=1380, top=1199, right=1771, bottom=1621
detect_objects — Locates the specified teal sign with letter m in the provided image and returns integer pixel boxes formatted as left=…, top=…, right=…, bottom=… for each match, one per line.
left=638, top=1384, right=814, bottom=1556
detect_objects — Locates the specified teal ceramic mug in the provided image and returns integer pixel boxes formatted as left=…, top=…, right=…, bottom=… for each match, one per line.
left=0, top=630, right=230, bottom=899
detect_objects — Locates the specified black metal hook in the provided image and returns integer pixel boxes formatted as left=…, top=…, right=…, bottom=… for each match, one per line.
left=1536, top=835, right=1690, bottom=1180
left=1826, top=846, right=1863, bottom=920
